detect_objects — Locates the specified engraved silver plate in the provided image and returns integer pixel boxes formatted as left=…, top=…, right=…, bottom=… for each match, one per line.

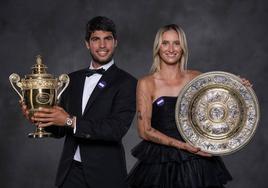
left=175, top=71, right=260, bottom=155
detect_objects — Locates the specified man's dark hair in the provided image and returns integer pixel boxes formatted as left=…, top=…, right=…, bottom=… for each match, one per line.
left=85, top=16, right=117, bottom=41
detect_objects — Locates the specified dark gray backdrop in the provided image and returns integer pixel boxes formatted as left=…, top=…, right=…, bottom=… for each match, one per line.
left=1, top=0, right=267, bottom=187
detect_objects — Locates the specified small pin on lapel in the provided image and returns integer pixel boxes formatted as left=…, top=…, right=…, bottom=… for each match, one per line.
left=98, top=81, right=107, bottom=89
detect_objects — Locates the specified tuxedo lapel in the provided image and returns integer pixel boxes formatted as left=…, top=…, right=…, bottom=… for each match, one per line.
left=72, top=70, right=87, bottom=117
left=82, top=64, right=118, bottom=116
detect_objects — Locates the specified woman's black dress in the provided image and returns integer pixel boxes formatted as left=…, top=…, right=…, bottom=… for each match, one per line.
left=128, top=96, right=232, bottom=188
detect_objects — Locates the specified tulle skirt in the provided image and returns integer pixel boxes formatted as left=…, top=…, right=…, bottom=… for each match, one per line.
left=127, top=141, right=232, bottom=188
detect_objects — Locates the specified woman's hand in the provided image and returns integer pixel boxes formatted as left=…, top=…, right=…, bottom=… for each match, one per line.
left=239, top=76, right=253, bottom=87
left=178, top=142, right=212, bottom=157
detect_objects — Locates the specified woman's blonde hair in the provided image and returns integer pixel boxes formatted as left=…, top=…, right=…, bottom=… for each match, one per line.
left=150, top=24, right=188, bottom=73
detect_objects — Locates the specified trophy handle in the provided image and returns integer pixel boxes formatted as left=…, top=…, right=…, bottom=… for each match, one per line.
left=9, top=73, right=24, bottom=101
left=57, top=74, right=70, bottom=101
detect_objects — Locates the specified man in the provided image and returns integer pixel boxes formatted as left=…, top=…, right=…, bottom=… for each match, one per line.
left=27, top=16, right=137, bottom=188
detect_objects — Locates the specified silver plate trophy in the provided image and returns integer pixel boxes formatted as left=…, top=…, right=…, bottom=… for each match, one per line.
left=9, top=55, right=70, bottom=138
left=175, top=71, right=260, bottom=155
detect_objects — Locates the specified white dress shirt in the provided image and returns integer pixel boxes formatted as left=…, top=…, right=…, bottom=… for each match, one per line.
left=73, top=60, right=114, bottom=162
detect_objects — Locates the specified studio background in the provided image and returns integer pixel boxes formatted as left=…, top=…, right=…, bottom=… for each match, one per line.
left=0, top=0, right=267, bottom=187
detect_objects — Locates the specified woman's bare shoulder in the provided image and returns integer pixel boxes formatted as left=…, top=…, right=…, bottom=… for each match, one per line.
left=186, top=70, right=202, bottom=76
left=138, top=74, right=155, bottom=86
left=184, top=70, right=202, bottom=80
left=137, top=74, right=156, bottom=97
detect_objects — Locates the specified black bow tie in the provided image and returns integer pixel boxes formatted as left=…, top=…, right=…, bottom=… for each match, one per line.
left=85, top=68, right=105, bottom=77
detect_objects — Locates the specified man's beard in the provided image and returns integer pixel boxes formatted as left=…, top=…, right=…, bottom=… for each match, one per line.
left=90, top=51, right=114, bottom=65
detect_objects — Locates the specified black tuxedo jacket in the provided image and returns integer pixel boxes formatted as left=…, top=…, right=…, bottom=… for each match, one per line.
left=47, top=64, right=137, bottom=188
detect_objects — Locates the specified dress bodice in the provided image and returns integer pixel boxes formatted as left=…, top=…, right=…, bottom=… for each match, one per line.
left=151, top=96, right=183, bottom=140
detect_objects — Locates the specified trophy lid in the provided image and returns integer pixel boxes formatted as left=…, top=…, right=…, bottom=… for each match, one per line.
left=31, top=55, right=48, bottom=74
left=25, top=55, right=54, bottom=79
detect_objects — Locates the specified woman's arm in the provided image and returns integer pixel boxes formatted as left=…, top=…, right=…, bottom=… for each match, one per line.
left=136, top=78, right=211, bottom=156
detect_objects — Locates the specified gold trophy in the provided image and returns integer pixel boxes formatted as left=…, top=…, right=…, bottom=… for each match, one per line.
left=9, top=55, right=70, bottom=138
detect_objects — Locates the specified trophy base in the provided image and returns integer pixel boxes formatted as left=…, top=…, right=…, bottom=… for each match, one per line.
left=28, top=127, right=52, bottom=138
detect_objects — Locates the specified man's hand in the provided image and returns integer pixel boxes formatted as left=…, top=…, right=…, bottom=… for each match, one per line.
left=32, top=106, right=69, bottom=128
left=19, top=100, right=32, bottom=122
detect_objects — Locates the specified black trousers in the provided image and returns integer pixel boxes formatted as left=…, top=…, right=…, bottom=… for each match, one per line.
left=59, top=161, right=89, bottom=188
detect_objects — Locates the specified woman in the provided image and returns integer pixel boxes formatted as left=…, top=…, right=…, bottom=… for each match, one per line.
left=128, top=24, right=233, bottom=188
